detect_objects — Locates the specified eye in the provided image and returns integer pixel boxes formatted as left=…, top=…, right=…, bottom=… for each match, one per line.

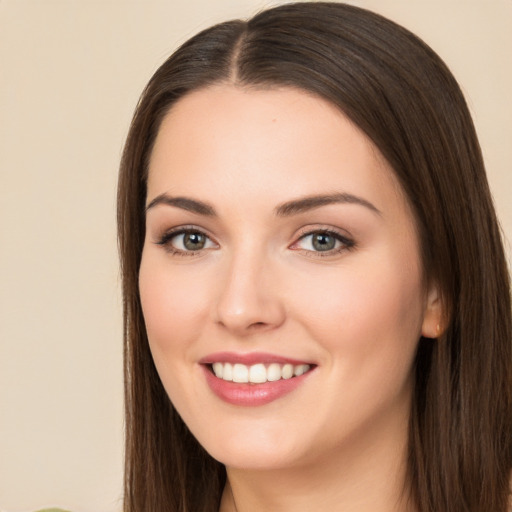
left=156, top=228, right=217, bottom=254
left=292, top=229, right=354, bottom=254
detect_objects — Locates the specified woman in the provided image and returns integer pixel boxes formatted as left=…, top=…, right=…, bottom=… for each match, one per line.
left=117, top=2, right=512, bottom=511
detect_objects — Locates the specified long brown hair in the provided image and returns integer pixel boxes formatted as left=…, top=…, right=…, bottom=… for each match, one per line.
left=117, top=3, right=512, bottom=510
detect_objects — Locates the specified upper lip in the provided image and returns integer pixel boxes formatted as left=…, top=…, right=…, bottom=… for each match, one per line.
left=198, top=351, right=314, bottom=366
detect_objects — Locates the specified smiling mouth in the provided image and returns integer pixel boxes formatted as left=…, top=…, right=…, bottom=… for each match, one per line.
left=208, top=362, right=314, bottom=384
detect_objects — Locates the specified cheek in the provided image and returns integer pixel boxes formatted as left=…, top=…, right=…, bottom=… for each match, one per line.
left=138, top=252, right=210, bottom=360
left=287, top=255, right=424, bottom=375
left=287, top=262, right=424, bottom=441
left=138, top=251, right=215, bottom=417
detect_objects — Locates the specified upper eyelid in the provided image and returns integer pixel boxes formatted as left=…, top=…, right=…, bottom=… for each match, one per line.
left=154, top=227, right=219, bottom=258
left=156, top=225, right=214, bottom=239
left=153, top=225, right=218, bottom=248
left=153, top=224, right=353, bottom=248
left=290, top=227, right=355, bottom=252
left=294, top=232, right=352, bottom=244
left=293, top=224, right=353, bottom=240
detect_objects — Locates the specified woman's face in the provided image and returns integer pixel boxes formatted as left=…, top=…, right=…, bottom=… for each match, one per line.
left=139, top=85, right=439, bottom=470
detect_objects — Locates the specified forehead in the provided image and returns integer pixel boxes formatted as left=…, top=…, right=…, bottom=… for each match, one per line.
left=147, top=84, right=405, bottom=213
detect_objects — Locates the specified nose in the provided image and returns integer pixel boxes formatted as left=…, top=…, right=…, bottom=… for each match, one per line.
left=214, top=249, right=286, bottom=336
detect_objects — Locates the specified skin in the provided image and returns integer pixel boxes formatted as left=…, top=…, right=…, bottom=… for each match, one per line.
left=139, top=84, right=442, bottom=512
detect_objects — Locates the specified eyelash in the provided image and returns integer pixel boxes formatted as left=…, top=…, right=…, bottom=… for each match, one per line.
left=155, top=226, right=217, bottom=257
left=154, top=226, right=355, bottom=257
left=291, top=228, right=356, bottom=258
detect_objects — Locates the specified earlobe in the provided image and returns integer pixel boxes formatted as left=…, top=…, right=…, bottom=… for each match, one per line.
left=421, top=284, right=445, bottom=339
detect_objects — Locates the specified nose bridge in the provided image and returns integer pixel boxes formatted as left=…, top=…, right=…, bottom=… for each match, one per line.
left=214, top=239, right=284, bottom=334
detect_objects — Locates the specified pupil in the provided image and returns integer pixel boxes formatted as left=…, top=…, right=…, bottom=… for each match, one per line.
left=313, top=233, right=335, bottom=251
left=184, top=232, right=205, bottom=250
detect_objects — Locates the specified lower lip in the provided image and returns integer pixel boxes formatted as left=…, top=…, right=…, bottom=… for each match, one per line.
left=201, top=365, right=313, bottom=406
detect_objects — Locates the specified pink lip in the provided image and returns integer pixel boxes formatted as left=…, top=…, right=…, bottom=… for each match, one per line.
left=199, top=351, right=312, bottom=366
left=199, top=352, right=316, bottom=407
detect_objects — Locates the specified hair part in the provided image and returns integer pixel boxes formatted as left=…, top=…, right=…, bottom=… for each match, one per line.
left=118, top=3, right=512, bottom=511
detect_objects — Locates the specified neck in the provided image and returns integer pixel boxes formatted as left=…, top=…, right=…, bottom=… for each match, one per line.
left=219, top=401, right=416, bottom=512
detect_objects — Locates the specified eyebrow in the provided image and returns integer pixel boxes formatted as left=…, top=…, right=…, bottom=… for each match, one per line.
left=146, top=194, right=216, bottom=216
left=274, top=193, right=381, bottom=217
left=145, top=192, right=381, bottom=217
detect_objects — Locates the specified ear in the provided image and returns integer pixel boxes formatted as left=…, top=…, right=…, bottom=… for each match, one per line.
left=421, top=283, right=445, bottom=339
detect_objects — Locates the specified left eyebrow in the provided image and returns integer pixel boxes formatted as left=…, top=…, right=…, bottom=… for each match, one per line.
left=274, top=193, right=381, bottom=217
left=145, top=193, right=217, bottom=216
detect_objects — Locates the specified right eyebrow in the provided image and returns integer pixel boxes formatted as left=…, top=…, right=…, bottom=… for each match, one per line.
left=145, top=194, right=217, bottom=216
left=274, top=192, right=381, bottom=217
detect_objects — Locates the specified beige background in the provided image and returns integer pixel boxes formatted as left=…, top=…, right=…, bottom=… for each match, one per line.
left=0, top=1, right=510, bottom=511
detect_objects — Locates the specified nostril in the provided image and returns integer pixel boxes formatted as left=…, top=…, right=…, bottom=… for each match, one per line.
left=249, top=321, right=268, bottom=329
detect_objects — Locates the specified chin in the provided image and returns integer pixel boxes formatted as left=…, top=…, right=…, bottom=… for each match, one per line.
left=209, top=443, right=301, bottom=471
left=194, top=420, right=308, bottom=470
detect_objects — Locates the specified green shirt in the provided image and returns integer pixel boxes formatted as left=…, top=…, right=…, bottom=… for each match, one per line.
left=35, top=509, right=71, bottom=512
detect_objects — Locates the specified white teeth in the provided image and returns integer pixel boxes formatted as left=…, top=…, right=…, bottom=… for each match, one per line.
left=282, top=364, right=294, bottom=379
left=211, top=362, right=311, bottom=383
left=267, top=363, right=282, bottom=382
left=232, top=363, right=249, bottom=383
left=294, top=364, right=307, bottom=376
left=295, top=364, right=310, bottom=376
left=249, top=363, right=267, bottom=383
left=223, top=362, right=233, bottom=381
left=212, top=362, right=223, bottom=378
